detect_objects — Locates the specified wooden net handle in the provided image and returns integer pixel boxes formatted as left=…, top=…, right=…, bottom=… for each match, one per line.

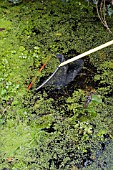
left=59, top=40, right=113, bottom=67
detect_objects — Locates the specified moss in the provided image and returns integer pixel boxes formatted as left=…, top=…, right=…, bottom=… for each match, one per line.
left=0, top=0, right=113, bottom=169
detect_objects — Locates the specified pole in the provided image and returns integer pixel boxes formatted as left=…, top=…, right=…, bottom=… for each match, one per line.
left=59, top=40, right=113, bottom=67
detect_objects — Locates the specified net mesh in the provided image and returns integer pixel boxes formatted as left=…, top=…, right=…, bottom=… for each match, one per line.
left=36, top=54, right=83, bottom=90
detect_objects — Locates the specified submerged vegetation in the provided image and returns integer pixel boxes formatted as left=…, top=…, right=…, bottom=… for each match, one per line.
left=0, top=0, right=113, bottom=169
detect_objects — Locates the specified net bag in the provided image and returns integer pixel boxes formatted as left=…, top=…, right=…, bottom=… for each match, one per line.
left=36, top=54, right=83, bottom=90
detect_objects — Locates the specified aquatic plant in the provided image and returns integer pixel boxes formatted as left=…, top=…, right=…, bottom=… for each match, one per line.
left=0, top=0, right=113, bottom=169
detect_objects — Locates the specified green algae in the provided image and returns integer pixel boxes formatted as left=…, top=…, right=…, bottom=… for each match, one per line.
left=0, top=0, right=113, bottom=169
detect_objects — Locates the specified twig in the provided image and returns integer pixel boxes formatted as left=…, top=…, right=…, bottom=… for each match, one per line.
left=96, top=0, right=112, bottom=34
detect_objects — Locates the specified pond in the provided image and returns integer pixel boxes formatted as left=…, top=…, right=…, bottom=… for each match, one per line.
left=0, top=0, right=113, bottom=169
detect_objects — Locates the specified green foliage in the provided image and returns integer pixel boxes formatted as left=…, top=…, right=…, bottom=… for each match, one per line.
left=94, top=60, right=113, bottom=95
left=107, top=4, right=113, bottom=16
left=66, top=90, right=103, bottom=120
left=66, top=89, right=84, bottom=114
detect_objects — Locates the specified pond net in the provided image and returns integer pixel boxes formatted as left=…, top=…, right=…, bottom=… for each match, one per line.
left=36, top=54, right=83, bottom=91
left=35, top=40, right=113, bottom=91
